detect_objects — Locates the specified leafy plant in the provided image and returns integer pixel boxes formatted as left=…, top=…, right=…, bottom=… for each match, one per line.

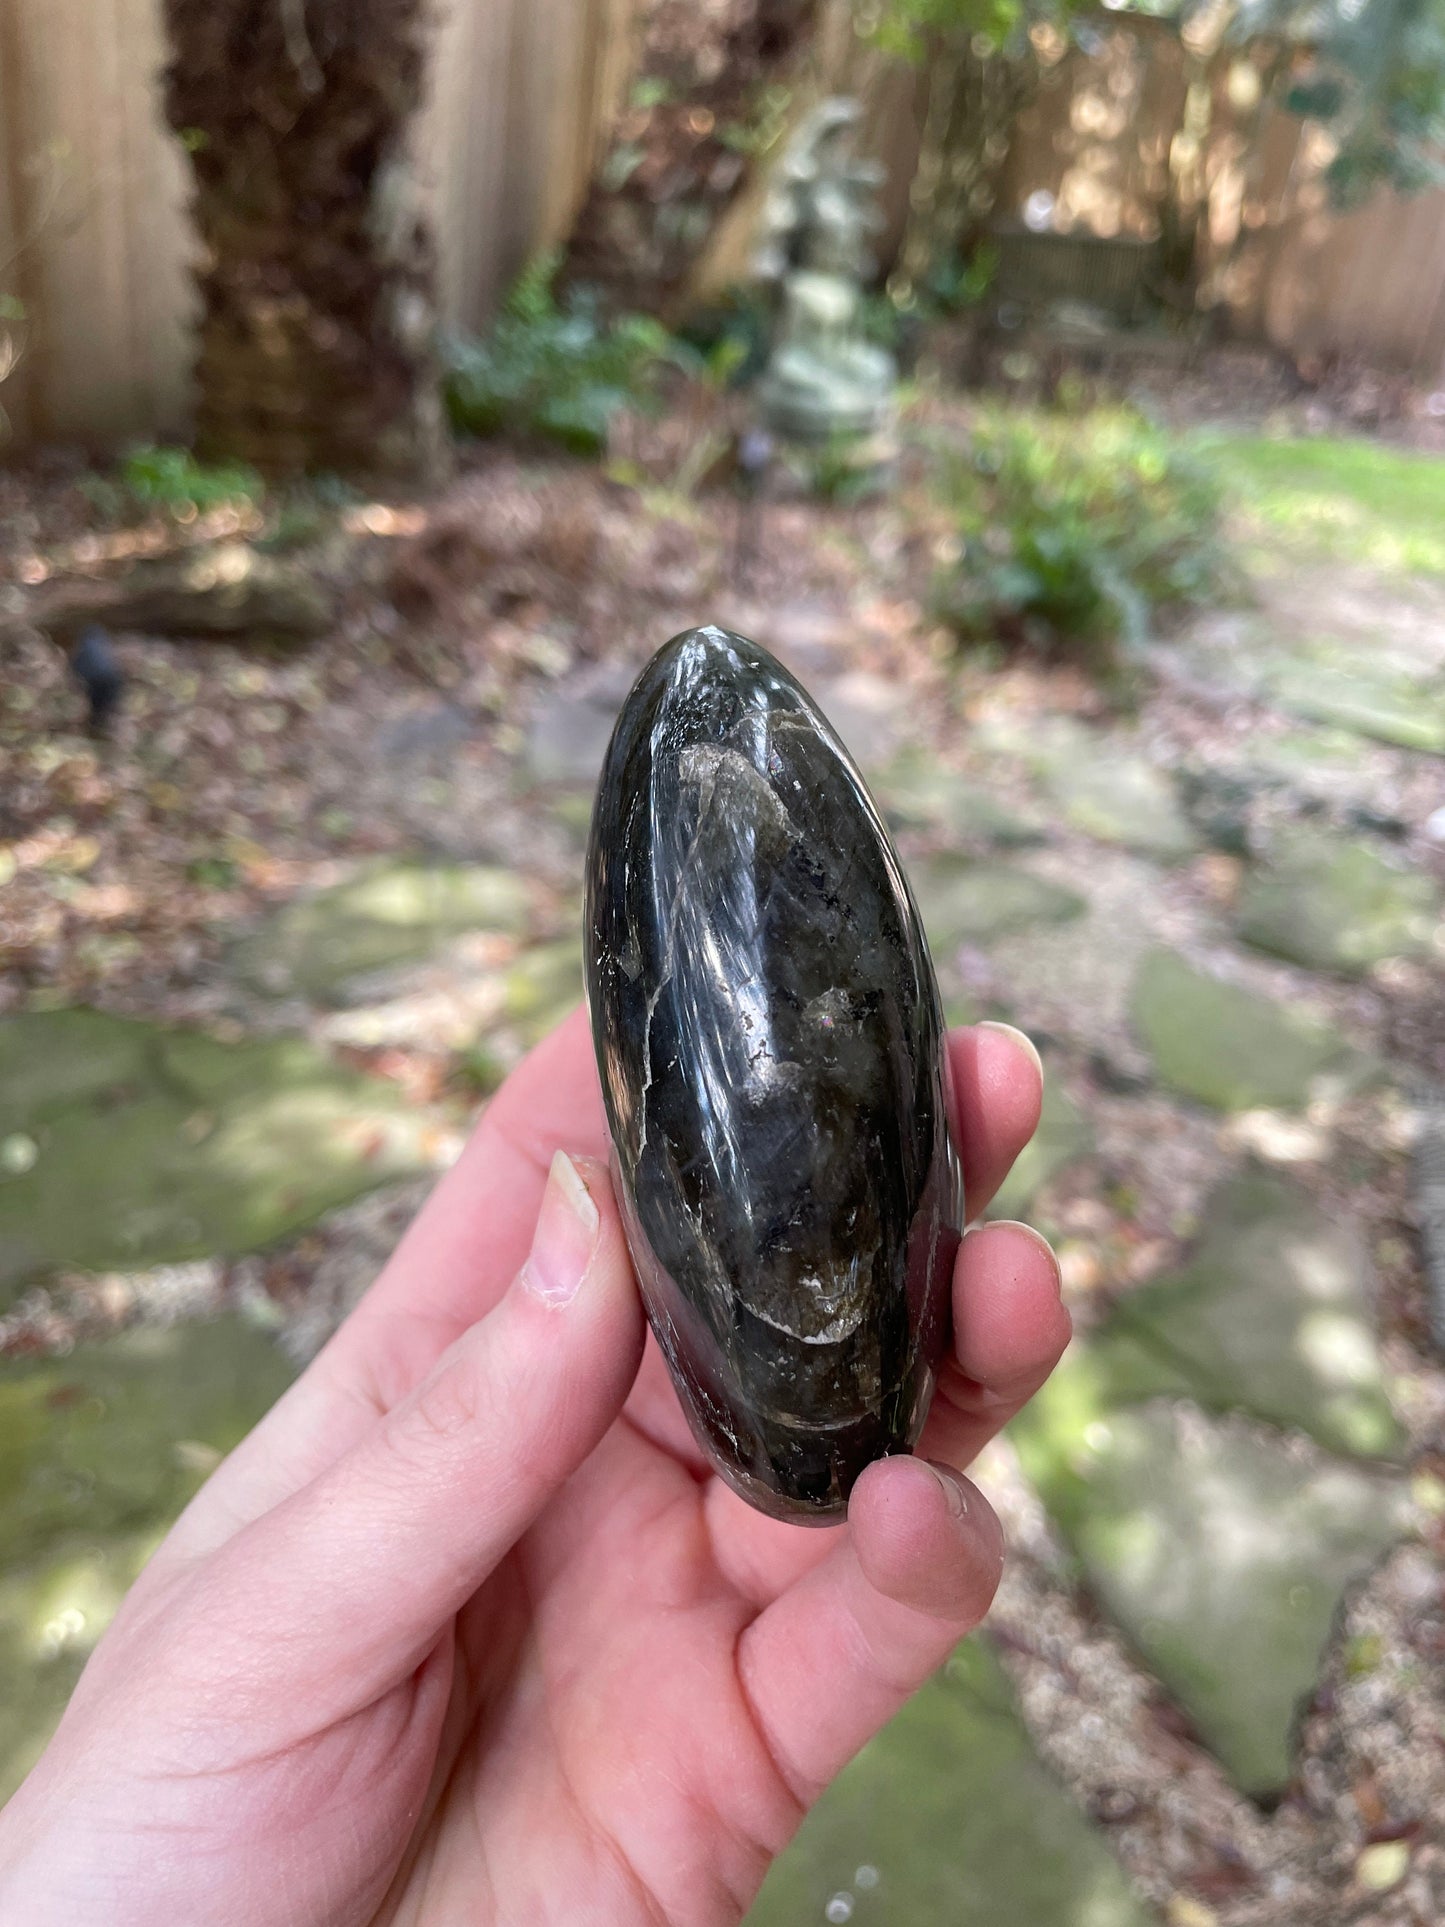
left=676, top=286, right=774, bottom=387
left=1231, top=0, right=1445, bottom=207
left=932, top=407, right=1230, bottom=668
left=119, top=444, right=264, bottom=517
left=442, top=253, right=680, bottom=456
left=868, top=0, right=1094, bottom=284
left=918, top=241, right=999, bottom=316
left=804, top=431, right=890, bottom=505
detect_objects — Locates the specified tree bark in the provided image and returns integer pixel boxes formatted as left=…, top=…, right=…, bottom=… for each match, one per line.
left=162, top=0, right=445, bottom=482
left=560, top=0, right=820, bottom=320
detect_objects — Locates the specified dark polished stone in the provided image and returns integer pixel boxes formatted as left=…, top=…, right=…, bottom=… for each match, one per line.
left=585, top=626, right=963, bottom=1524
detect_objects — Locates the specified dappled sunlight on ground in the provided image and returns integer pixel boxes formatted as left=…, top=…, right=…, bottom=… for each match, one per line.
left=1202, top=431, right=1445, bottom=576
left=2, top=412, right=1444, bottom=1919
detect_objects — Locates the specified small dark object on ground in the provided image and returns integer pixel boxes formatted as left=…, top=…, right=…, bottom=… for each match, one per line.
left=70, top=626, right=125, bottom=736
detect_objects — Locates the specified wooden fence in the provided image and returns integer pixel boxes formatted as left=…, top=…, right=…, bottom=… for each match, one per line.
left=0, top=0, right=640, bottom=453
left=2, top=0, right=1444, bottom=457
left=993, top=16, right=1445, bottom=379
left=0, top=0, right=195, bottom=451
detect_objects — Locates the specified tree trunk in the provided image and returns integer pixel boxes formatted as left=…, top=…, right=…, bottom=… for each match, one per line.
left=162, top=0, right=444, bottom=482
left=560, top=0, right=820, bottom=320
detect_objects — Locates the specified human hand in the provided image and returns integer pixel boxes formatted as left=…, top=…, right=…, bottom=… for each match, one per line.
left=0, top=1009, right=1069, bottom=1927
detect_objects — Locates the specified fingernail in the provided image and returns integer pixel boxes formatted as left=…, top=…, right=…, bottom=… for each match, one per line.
left=984, top=1219, right=1064, bottom=1297
left=978, top=1020, right=1044, bottom=1087
left=920, top=1459, right=970, bottom=1518
left=521, top=1152, right=600, bottom=1307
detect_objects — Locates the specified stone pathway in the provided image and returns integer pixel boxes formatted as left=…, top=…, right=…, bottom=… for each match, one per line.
left=0, top=1318, right=295, bottom=1792
left=2, top=522, right=1443, bottom=1920
left=749, top=1639, right=1152, bottom=1927
left=1236, top=829, right=1438, bottom=978
left=0, top=1008, right=447, bottom=1293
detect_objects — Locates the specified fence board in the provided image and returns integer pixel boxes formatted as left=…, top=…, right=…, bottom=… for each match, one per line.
left=0, top=0, right=35, bottom=449
left=1253, top=181, right=1445, bottom=378
left=3, top=0, right=1445, bottom=457
left=984, top=23, right=1445, bottom=380
left=0, top=0, right=639, bottom=454
left=0, top=0, right=192, bottom=450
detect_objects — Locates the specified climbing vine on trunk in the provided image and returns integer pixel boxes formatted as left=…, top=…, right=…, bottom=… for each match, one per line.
left=162, top=0, right=443, bottom=480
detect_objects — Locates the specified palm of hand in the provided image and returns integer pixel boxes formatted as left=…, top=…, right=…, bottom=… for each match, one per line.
left=399, top=1414, right=801, bottom=1925
left=0, top=1011, right=1067, bottom=1927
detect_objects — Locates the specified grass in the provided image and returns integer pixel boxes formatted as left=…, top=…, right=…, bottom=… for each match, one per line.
left=1198, top=431, right=1445, bottom=577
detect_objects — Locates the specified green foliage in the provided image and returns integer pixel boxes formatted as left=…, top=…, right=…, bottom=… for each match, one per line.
left=867, top=0, right=1070, bottom=61
left=1200, top=429, right=1445, bottom=575
left=716, top=83, right=795, bottom=157
left=453, top=1039, right=507, bottom=1100
left=677, top=286, right=774, bottom=385
left=118, top=445, right=264, bottom=517
left=442, top=253, right=679, bottom=456
left=185, top=854, right=240, bottom=890
left=867, top=0, right=1092, bottom=293
left=253, top=477, right=361, bottom=555
left=1238, top=0, right=1445, bottom=207
left=918, top=241, right=999, bottom=315
left=629, top=76, right=675, bottom=111
left=855, top=289, right=908, bottom=353
left=932, top=408, right=1230, bottom=666
left=804, top=431, right=890, bottom=504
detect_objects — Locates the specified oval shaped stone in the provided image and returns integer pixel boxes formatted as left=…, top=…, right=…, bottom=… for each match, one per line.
left=585, top=626, right=963, bottom=1523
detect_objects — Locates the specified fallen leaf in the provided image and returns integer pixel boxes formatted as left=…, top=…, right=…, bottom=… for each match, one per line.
left=1356, top=1841, right=1410, bottom=1892
left=1166, top=1899, right=1218, bottom=1927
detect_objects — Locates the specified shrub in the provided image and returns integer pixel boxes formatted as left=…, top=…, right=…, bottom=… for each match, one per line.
left=119, top=445, right=264, bottom=516
left=676, top=286, right=773, bottom=386
left=442, top=254, right=679, bottom=456
left=917, top=241, right=998, bottom=317
left=803, top=429, right=891, bottom=505
left=931, top=406, right=1230, bottom=667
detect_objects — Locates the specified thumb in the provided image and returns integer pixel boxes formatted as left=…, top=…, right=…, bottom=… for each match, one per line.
left=205, top=1152, right=645, bottom=1710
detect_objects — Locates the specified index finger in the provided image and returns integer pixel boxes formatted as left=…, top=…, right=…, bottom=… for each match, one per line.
left=352, top=1002, right=608, bottom=1352
left=161, top=1010, right=1044, bottom=1567
left=151, top=1004, right=604, bottom=1566
left=949, top=1022, right=1044, bottom=1219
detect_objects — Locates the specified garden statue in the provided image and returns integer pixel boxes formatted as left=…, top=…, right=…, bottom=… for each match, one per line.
left=754, top=98, right=896, bottom=442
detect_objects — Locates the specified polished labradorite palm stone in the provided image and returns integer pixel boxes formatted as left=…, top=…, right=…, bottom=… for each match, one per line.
left=585, top=626, right=962, bottom=1523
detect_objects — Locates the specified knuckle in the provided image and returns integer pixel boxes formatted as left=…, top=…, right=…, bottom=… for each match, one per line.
left=401, top=1347, right=489, bottom=1458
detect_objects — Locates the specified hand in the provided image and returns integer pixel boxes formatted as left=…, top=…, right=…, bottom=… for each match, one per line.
left=0, top=1010, right=1069, bottom=1927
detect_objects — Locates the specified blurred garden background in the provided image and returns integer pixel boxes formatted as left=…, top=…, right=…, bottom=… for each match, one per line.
left=3, top=0, right=1445, bottom=1920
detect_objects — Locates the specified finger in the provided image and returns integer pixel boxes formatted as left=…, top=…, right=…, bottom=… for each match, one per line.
left=197, top=1152, right=644, bottom=1717
left=737, top=1455, right=1004, bottom=1804
left=155, top=1007, right=606, bottom=1566
left=623, top=1331, right=714, bottom=1470
left=921, top=1219, right=1071, bottom=1469
left=704, top=1476, right=843, bottom=1609
left=708, top=1221, right=1067, bottom=1605
left=351, top=1002, right=607, bottom=1357
left=949, top=1022, right=1043, bottom=1219
left=619, top=1025, right=1042, bottom=1476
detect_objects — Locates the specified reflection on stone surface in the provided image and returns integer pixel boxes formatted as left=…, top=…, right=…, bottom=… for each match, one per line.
left=586, top=626, right=961, bottom=1523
